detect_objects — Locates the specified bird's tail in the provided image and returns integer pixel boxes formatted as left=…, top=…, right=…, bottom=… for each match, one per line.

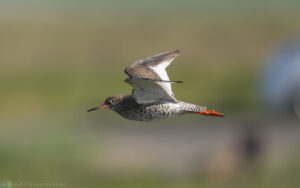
left=179, top=102, right=224, bottom=117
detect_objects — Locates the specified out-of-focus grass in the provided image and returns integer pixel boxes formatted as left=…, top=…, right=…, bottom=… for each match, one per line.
left=1, top=121, right=300, bottom=188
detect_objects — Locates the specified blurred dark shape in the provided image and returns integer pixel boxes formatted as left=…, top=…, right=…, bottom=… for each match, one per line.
left=205, top=122, right=265, bottom=182
left=240, top=123, right=263, bottom=164
left=261, top=32, right=300, bottom=119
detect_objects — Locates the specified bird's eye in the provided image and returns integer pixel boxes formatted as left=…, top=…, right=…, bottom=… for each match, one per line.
left=110, top=100, right=115, bottom=104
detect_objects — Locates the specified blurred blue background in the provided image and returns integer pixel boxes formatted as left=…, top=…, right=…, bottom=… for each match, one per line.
left=1, top=0, right=300, bottom=187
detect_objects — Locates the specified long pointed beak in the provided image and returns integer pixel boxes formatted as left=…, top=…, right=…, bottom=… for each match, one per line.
left=87, top=104, right=108, bottom=112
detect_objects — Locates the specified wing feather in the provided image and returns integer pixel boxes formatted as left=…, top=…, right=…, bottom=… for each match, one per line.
left=125, top=50, right=180, bottom=81
left=125, top=78, right=177, bottom=104
left=124, top=50, right=181, bottom=104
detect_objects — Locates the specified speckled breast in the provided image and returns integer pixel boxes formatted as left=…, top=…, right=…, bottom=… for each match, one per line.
left=118, top=102, right=184, bottom=121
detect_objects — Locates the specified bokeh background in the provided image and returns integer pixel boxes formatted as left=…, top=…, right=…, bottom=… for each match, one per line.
left=1, top=0, right=300, bottom=187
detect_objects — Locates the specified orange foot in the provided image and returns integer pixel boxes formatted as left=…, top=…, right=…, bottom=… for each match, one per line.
left=189, top=109, right=224, bottom=117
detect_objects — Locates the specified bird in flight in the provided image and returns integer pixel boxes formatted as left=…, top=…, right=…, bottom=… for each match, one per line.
left=87, top=50, right=223, bottom=121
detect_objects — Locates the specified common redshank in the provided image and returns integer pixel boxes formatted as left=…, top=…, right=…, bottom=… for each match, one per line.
left=87, top=50, right=223, bottom=121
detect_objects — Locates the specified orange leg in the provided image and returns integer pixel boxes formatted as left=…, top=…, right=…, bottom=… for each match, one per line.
left=188, top=109, right=224, bottom=117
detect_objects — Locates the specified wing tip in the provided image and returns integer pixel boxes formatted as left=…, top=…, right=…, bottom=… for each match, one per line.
left=167, top=49, right=180, bottom=57
left=173, top=49, right=180, bottom=54
left=170, top=80, right=183, bottom=83
left=155, top=49, right=180, bottom=62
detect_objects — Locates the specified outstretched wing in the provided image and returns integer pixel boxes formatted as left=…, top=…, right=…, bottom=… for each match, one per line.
left=124, top=50, right=181, bottom=104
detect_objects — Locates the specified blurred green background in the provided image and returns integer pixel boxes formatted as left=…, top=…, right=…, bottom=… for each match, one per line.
left=1, top=0, right=300, bottom=188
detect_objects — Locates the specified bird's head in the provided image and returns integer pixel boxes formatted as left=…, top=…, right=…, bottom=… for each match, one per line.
left=87, top=95, right=125, bottom=112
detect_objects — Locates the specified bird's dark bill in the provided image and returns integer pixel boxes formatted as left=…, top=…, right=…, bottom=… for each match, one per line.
left=87, top=107, right=99, bottom=112
left=87, top=104, right=108, bottom=112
